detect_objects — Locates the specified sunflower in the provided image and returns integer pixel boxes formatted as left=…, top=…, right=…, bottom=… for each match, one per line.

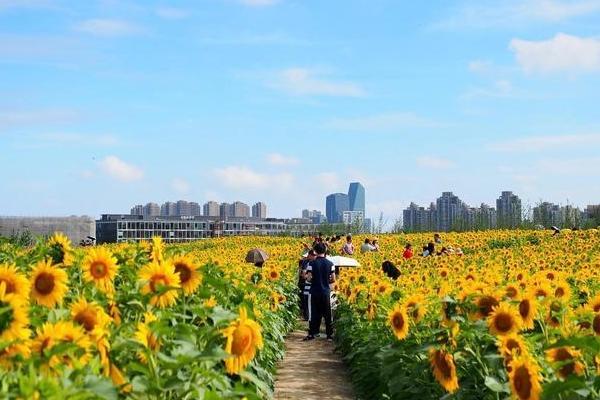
left=505, top=284, right=520, bottom=299
left=518, top=296, right=537, bottom=330
left=488, top=303, right=522, bottom=336
left=150, top=236, right=165, bottom=264
left=171, top=255, right=202, bottom=295
left=204, top=296, right=217, bottom=308
left=593, top=313, right=600, bottom=336
left=588, top=294, right=600, bottom=313
left=33, top=321, right=91, bottom=371
left=553, top=282, right=571, bottom=302
left=265, top=268, right=280, bottom=281
left=546, top=347, right=585, bottom=379
left=82, top=247, right=118, bottom=294
left=109, top=363, right=132, bottom=393
left=71, top=297, right=110, bottom=334
left=139, top=260, right=180, bottom=308
left=498, top=334, right=528, bottom=372
left=388, top=304, right=409, bottom=340
left=429, top=347, right=459, bottom=393
left=0, top=282, right=30, bottom=344
left=29, top=259, right=68, bottom=308
left=508, top=355, right=542, bottom=400
left=135, top=312, right=160, bottom=363
left=47, top=232, right=73, bottom=266
left=0, top=263, right=30, bottom=299
left=474, top=294, right=500, bottom=319
left=405, top=294, right=426, bottom=323
left=222, top=307, right=263, bottom=375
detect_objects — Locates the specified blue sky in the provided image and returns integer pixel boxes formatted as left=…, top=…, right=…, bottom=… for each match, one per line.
left=2, top=0, right=600, bottom=223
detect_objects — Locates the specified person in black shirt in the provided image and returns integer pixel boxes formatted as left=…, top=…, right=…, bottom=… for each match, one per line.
left=303, top=242, right=335, bottom=341
left=298, top=250, right=316, bottom=320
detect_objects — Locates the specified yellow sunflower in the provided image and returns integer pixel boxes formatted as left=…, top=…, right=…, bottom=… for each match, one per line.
left=32, top=321, right=91, bottom=371
left=405, top=294, right=426, bottom=323
left=518, top=296, right=537, bottom=330
left=0, top=263, right=30, bottom=299
left=546, top=347, right=585, bottom=379
left=150, top=236, right=165, bottom=264
left=204, top=296, right=217, bottom=308
left=388, top=304, right=409, bottom=340
left=593, top=313, right=600, bottom=336
left=508, top=355, right=542, bottom=400
left=429, top=347, right=459, bottom=393
left=222, top=307, right=263, bottom=375
left=71, top=297, right=110, bottom=335
left=29, top=259, right=68, bottom=308
left=474, top=294, right=500, bottom=320
left=82, top=247, right=118, bottom=294
left=0, top=282, right=30, bottom=344
left=488, top=303, right=522, bottom=336
left=47, top=232, right=73, bottom=266
left=135, top=312, right=160, bottom=363
left=172, top=255, right=202, bottom=295
left=139, top=260, right=180, bottom=308
left=498, top=334, right=528, bottom=372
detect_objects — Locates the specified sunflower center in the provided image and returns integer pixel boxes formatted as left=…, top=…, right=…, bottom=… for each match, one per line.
left=174, top=263, right=192, bottom=284
left=494, top=313, right=514, bottom=333
left=478, top=296, right=499, bottom=317
left=0, top=300, right=14, bottom=334
left=149, top=274, right=168, bottom=292
left=593, top=315, right=600, bottom=335
left=231, top=325, right=253, bottom=356
left=0, top=279, right=16, bottom=294
left=74, top=309, right=98, bottom=332
left=90, top=262, right=108, bottom=279
left=392, top=313, right=405, bottom=330
left=506, top=287, right=518, bottom=298
left=519, top=300, right=530, bottom=318
left=434, top=351, right=453, bottom=378
left=555, top=287, right=565, bottom=297
left=513, top=365, right=532, bottom=399
left=506, top=339, right=521, bottom=354
left=35, top=272, right=56, bottom=295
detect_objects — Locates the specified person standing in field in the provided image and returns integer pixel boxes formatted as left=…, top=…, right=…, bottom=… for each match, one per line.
left=403, top=243, right=413, bottom=259
left=304, top=242, right=335, bottom=341
left=341, top=235, right=354, bottom=255
left=298, top=250, right=316, bottom=321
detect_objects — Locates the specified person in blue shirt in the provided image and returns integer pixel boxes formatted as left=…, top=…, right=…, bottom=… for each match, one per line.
left=303, top=242, right=336, bottom=341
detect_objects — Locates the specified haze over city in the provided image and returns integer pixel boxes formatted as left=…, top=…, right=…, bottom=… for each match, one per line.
left=2, top=0, right=600, bottom=222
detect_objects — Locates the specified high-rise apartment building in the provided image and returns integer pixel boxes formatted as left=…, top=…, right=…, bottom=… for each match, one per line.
left=252, top=202, right=267, bottom=219
left=220, top=202, right=233, bottom=218
left=130, top=204, right=144, bottom=215
left=143, top=202, right=160, bottom=217
left=436, top=192, right=465, bottom=232
left=533, top=202, right=562, bottom=227
left=176, top=200, right=191, bottom=216
left=203, top=201, right=220, bottom=217
left=189, top=202, right=201, bottom=216
left=302, top=209, right=325, bottom=224
left=161, top=201, right=177, bottom=216
left=496, top=191, right=522, bottom=228
left=326, top=193, right=349, bottom=223
left=232, top=201, right=250, bottom=218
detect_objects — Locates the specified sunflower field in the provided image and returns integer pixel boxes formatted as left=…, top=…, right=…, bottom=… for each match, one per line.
left=0, top=234, right=299, bottom=399
left=1, top=229, right=600, bottom=399
left=335, top=229, right=600, bottom=400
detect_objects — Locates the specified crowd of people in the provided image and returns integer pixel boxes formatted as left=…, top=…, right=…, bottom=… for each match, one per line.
left=296, top=232, right=464, bottom=341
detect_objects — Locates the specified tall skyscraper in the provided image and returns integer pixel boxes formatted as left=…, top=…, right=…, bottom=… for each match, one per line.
left=176, top=200, right=191, bottom=216
left=203, top=201, right=220, bottom=217
left=161, top=201, right=177, bottom=216
left=143, top=202, right=160, bottom=217
left=130, top=204, right=143, bottom=216
left=232, top=201, right=250, bottom=218
left=348, top=182, right=365, bottom=213
left=496, top=191, right=522, bottom=228
left=435, top=192, right=465, bottom=232
left=326, top=193, right=349, bottom=223
left=252, top=202, right=267, bottom=219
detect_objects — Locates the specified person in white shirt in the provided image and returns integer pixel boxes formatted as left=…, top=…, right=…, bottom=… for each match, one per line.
left=360, top=238, right=375, bottom=254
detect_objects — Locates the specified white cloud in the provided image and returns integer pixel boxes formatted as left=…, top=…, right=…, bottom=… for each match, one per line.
left=155, top=7, right=189, bottom=19
left=461, top=80, right=515, bottom=99
left=213, top=165, right=293, bottom=190
left=489, top=133, right=600, bottom=151
left=240, top=0, right=279, bottom=6
left=38, top=133, right=118, bottom=146
left=325, top=111, right=439, bottom=131
left=434, top=0, right=600, bottom=29
left=272, top=68, right=365, bottom=97
left=537, top=157, right=600, bottom=174
left=315, top=172, right=340, bottom=189
left=510, top=33, right=600, bottom=73
left=266, top=153, right=299, bottom=166
left=172, top=178, right=190, bottom=194
left=100, top=156, right=143, bottom=182
left=416, top=156, right=456, bottom=169
left=0, top=109, right=78, bottom=132
left=468, top=60, right=493, bottom=73
left=75, top=19, right=142, bottom=37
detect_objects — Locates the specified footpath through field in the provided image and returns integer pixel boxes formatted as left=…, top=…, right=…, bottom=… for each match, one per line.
left=274, top=321, right=356, bottom=400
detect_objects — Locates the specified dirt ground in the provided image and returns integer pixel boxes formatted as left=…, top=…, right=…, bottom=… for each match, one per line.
left=274, top=323, right=356, bottom=400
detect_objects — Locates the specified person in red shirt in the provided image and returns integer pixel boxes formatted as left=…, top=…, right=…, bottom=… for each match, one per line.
left=403, top=243, right=413, bottom=259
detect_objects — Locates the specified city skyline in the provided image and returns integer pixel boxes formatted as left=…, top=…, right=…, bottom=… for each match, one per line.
left=2, top=1, right=600, bottom=222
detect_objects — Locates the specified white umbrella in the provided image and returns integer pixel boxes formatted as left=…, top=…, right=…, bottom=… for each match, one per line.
left=326, top=256, right=360, bottom=267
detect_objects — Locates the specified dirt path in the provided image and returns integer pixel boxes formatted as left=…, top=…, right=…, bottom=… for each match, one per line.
left=274, top=322, right=356, bottom=400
